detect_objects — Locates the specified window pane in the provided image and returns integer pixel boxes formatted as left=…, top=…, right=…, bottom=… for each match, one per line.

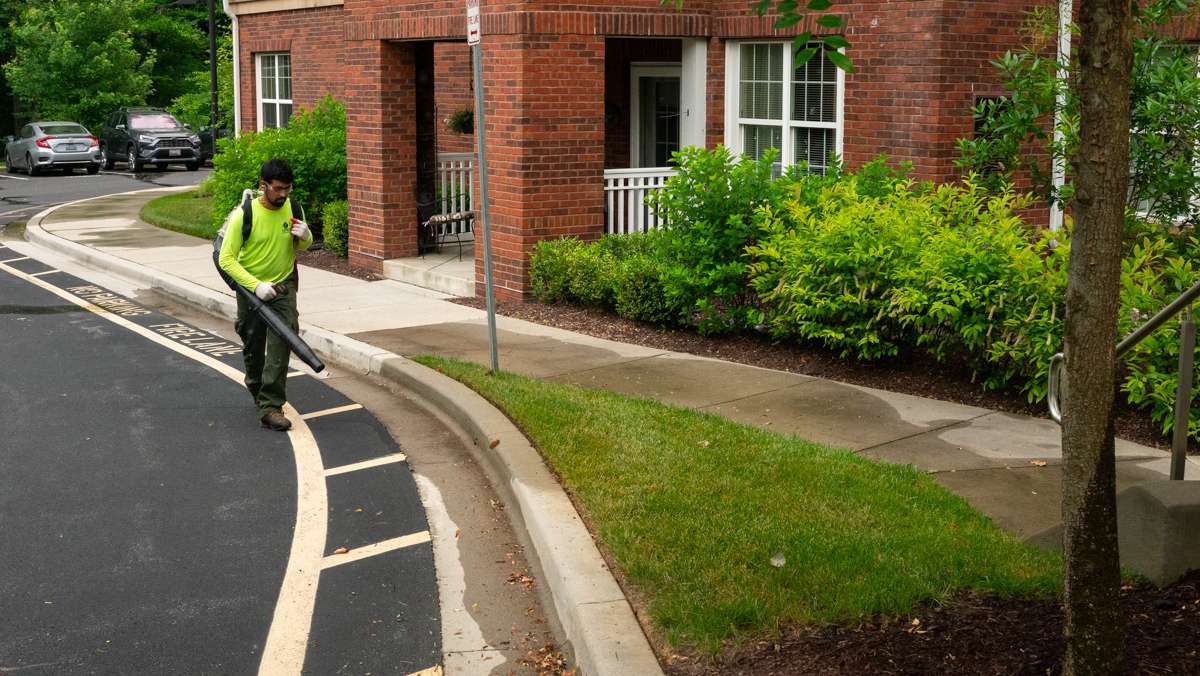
left=739, top=44, right=783, bottom=120
left=279, top=103, right=293, bottom=128
left=743, top=124, right=782, bottom=161
left=278, top=55, right=292, bottom=100
left=263, top=103, right=278, bottom=129
left=793, top=127, right=836, bottom=174
left=793, top=48, right=837, bottom=123
left=261, top=56, right=276, bottom=99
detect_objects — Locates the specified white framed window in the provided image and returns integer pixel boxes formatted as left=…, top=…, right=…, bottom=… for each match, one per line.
left=256, top=52, right=293, bottom=130
left=725, top=41, right=844, bottom=174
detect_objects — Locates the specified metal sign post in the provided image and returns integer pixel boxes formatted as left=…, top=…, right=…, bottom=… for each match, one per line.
left=468, top=0, right=499, bottom=373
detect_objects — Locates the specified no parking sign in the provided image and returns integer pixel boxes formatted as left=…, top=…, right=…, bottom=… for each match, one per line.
left=466, top=0, right=480, bottom=45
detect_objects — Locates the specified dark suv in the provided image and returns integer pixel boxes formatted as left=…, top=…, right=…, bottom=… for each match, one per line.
left=99, top=108, right=201, bottom=172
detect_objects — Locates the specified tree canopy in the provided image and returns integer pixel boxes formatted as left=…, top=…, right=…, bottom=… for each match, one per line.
left=2, top=0, right=228, bottom=132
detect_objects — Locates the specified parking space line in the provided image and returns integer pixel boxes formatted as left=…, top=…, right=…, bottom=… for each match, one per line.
left=321, top=531, right=432, bottom=570
left=0, top=174, right=29, bottom=181
left=300, top=403, right=363, bottom=420
left=30, top=269, right=61, bottom=277
left=324, top=453, right=408, bottom=477
left=407, top=667, right=443, bottom=676
left=1, top=256, right=29, bottom=264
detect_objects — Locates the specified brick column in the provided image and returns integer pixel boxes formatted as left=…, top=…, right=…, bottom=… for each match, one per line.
left=345, top=40, right=418, bottom=271
left=476, top=34, right=606, bottom=300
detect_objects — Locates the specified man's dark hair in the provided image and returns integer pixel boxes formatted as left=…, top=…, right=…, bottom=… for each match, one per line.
left=260, top=158, right=294, bottom=185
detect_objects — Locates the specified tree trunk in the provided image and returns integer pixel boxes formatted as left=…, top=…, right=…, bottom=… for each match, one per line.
left=1061, top=0, right=1133, bottom=674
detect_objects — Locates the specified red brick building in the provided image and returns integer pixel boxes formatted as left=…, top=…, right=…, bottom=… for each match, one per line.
left=224, top=0, right=1064, bottom=299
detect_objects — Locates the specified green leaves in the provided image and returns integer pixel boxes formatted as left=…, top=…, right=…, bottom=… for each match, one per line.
left=958, top=3, right=1200, bottom=229
left=4, top=0, right=154, bottom=129
left=205, top=96, right=347, bottom=234
left=663, top=0, right=854, bottom=72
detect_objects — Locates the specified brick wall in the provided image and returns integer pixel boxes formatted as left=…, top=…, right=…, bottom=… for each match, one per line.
left=473, top=33, right=607, bottom=299
left=237, top=6, right=347, bottom=132
left=344, top=40, right=419, bottom=269
left=240, top=0, right=1076, bottom=294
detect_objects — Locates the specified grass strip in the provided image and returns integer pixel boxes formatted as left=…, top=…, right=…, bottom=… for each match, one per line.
left=140, top=191, right=216, bottom=239
left=414, top=355, right=1062, bottom=653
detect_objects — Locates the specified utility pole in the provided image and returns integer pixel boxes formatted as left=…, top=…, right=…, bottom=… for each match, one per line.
left=208, top=0, right=218, bottom=127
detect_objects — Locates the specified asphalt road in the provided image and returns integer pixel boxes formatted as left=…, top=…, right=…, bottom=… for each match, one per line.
left=0, top=246, right=440, bottom=675
left=0, top=166, right=211, bottom=226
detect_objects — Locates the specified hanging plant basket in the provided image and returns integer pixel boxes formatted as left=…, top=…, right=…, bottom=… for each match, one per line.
left=447, top=108, right=474, bottom=134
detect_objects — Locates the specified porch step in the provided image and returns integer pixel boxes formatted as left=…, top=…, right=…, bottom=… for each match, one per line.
left=383, top=244, right=475, bottom=297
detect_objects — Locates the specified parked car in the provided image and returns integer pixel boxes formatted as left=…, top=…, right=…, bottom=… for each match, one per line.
left=98, top=108, right=201, bottom=172
left=4, top=121, right=103, bottom=176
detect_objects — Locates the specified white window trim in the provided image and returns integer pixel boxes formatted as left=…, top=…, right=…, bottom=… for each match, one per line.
left=629, top=63, right=682, bottom=169
left=255, top=52, right=292, bottom=131
left=724, top=40, right=845, bottom=172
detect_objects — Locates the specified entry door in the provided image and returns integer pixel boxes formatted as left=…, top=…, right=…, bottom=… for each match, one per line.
left=631, top=66, right=681, bottom=168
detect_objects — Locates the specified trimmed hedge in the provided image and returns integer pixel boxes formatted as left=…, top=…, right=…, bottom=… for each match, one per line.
left=530, top=147, right=1200, bottom=440
left=322, top=199, right=348, bottom=257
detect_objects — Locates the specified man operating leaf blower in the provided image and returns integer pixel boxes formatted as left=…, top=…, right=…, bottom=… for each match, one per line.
left=216, top=158, right=322, bottom=432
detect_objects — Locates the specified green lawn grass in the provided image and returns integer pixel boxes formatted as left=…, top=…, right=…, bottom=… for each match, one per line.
left=140, top=190, right=216, bottom=239
left=415, top=355, right=1062, bottom=653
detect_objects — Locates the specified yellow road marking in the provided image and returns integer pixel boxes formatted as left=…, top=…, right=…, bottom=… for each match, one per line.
left=321, top=531, right=432, bottom=570
left=324, top=453, right=408, bottom=477
left=0, top=261, right=329, bottom=676
left=30, top=269, right=61, bottom=277
left=1, top=256, right=29, bottom=264
left=300, top=403, right=363, bottom=420
left=407, top=667, right=443, bottom=676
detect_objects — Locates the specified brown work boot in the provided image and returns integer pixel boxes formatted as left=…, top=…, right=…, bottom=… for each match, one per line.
left=261, top=409, right=292, bottom=432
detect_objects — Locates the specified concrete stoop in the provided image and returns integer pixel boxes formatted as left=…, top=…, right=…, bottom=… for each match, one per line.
left=383, top=243, right=475, bottom=297
left=1117, top=479, right=1200, bottom=584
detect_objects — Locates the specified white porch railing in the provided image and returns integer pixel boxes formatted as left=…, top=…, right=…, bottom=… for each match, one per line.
left=603, top=167, right=677, bottom=234
left=437, top=152, right=475, bottom=239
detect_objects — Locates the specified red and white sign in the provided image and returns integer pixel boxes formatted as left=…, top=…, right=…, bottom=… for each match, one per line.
left=466, top=0, right=480, bottom=45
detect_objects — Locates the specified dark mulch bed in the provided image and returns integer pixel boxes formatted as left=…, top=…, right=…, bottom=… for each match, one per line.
left=663, top=573, right=1200, bottom=675
left=295, top=246, right=385, bottom=282
left=449, top=297, right=1193, bottom=454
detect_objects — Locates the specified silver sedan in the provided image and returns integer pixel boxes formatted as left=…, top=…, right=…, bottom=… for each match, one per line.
left=5, top=121, right=104, bottom=176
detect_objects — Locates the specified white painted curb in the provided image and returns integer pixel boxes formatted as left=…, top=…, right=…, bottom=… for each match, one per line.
left=25, top=191, right=665, bottom=676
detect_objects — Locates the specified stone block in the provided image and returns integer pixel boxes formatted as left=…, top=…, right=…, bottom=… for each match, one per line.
left=1117, top=479, right=1200, bottom=584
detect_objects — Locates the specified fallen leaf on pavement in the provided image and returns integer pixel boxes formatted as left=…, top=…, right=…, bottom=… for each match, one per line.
left=333, top=547, right=349, bottom=555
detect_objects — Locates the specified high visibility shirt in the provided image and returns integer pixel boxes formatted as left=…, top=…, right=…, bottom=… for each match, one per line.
left=218, top=195, right=313, bottom=292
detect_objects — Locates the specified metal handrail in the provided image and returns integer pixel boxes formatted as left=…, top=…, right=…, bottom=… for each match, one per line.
left=1047, top=278, right=1200, bottom=480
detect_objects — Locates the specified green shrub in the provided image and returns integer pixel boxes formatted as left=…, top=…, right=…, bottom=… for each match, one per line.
left=530, top=237, right=587, bottom=303
left=650, top=146, right=790, bottom=333
left=747, top=177, right=927, bottom=360
left=614, top=253, right=683, bottom=325
left=566, top=244, right=620, bottom=309
left=204, top=95, right=346, bottom=234
left=322, top=199, right=348, bottom=257
left=889, top=183, right=1063, bottom=401
left=1118, top=233, right=1200, bottom=438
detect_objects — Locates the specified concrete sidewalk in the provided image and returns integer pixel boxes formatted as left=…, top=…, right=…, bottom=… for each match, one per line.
left=15, top=187, right=1200, bottom=670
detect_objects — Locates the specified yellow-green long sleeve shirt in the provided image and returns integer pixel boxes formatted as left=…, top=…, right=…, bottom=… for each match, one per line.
left=218, top=196, right=313, bottom=292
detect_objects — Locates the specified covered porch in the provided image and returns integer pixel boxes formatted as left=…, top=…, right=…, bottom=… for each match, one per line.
left=380, top=37, right=706, bottom=296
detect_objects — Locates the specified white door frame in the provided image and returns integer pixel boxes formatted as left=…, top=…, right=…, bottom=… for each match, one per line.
left=629, top=64, right=682, bottom=169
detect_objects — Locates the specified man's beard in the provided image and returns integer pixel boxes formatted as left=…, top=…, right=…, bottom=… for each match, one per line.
left=265, top=193, right=287, bottom=209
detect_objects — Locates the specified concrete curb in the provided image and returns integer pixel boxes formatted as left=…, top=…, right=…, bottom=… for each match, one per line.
left=25, top=193, right=665, bottom=676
